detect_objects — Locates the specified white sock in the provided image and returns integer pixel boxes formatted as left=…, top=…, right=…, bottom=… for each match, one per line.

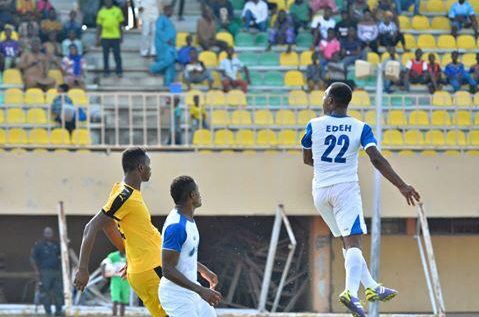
left=360, top=254, right=380, bottom=289
left=344, top=247, right=363, bottom=297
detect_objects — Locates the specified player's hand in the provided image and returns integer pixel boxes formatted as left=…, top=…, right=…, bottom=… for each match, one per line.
left=198, top=287, right=222, bottom=307
left=200, top=269, right=218, bottom=289
left=119, top=263, right=128, bottom=280
left=399, top=184, right=420, bottom=206
left=73, top=267, right=89, bottom=291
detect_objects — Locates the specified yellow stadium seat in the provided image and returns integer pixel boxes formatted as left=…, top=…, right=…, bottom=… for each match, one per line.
left=382, top=130, right=403, bottom=146
left=226, top=89, right=247, bottom=106
left=409, top=110, right=429, bottom=125
left=280, top=52, right=299, bottom=67
left=440, top=54, right=453, bottom=68
left=398, top=16, right=410, bottom=29
left=26, top=108, right=48, bottom=124
left=432, top=91, right=452, bottom=106
left=0, top=129, right=5, bottom=144
left=256, top=129, right=277, bottom=146
left=231, top=110, right=252, bottom=125
left=285, top=70, right=304, bottom=86
left=50, top=128, right=71, bottom=145
left=25, top=88, right=45, bottom=105
left=421, top=150, right=437, bottom=156
left=176, top=32, right=194, bottom=47
left=205, top=90, right=226, bottom=107
left=446, top=130, right=466, bottom=146
left=192, top=129, right=212, bottom=146
left=254, top=109, right=274, bottom=125
left=466, top=150, right=479, bottom=156
left=3, top=68, right=23, bottom=85
left=185, top=90, right=205, bottom=106
left=453, top=111, right=472, bottom=126
left=401, top=52, right=415, bottom=65
left=5, top=88, right=24, bottom=105
left=0, top=110, right=4, bottom=124
left=404, top=130, right=425, bottom=145
left=351, top=90, right=371, bottom=107
left=214, top=129, right=235, bottom=146
left=297, top=109, right=316, bottom=125
left=411, top=16, right=430, bottom=30
left=427, top=0, right=446, bottom=12
left=275, top=109, right=296, bottom=125
left=454, top=91, right=472, bottom=106
left=468, top=130, right=479, bottom=145
left=474, top=93, right=479, bottom=106
left=46, top=89, right=58, bottom=104
left=425, top=130, right=445, bottom=145
left=216, top=32, right=234, bottom=47
left=235, top=129, right=255, bottom=146
left=387, top=110, right=407, bottom=126
left=68, top=89, right=88, bottom=106
left=6, top=108, right=26, bottom=124
left=462, top=53, right=476, bottom=68
left=71, top=129, right=92, bottom=145
left=7, top=128, right=28, bottom=144
left=398, top=150, right=416, bottom=157
left=380, top=52, right=390, bottom=63
left=417, top=34, right=436, bottom=49
left=28, top=128, right=49, bottom=145
left=431, top=110, right=451, bottom=126
left=457, top=35, right=475, bottom=50
left=288, top=90, right=308, bottom=106
left=364, top=110, right=377, bottom=125
left=437, top=35, right=456, bottom=50
left=349, top=110, right=362, bottom=121
left=430, top=16, right=450, bottom=30
left=278, top=130, right=297, bottom=146
left=309, top=90, right=325, bottom=106
left=403, top=34, right=416, bottom=49
left=211, top=110, right=230, bottom=126
left=367, top=52, right=380, bottom=65
left=444, top=150, right=460, bottom=156
left=199, top=51, right=218, bottom=67
left=300, top=51, right=313, bottom=66
left=48, top=69, right=64, bottom=85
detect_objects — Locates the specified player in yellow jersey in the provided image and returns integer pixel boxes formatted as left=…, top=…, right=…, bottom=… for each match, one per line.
left=73, top=147, right=167, bottom=317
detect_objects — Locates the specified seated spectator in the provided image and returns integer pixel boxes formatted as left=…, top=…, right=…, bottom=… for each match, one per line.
left=357, top=10, right=379, bottom=53
left=18, top=38, right=56, bottom=89
left=18, top=18, right=39, bottom=38
left=197, top=6, right=227, bottom=51
left=219, top=47, right=251, bottom=93
left=184, top=49, right=213, bottom=89
left=378, top=11, right=406, bottom=51
left=0, top=27, right=21, bottom=69
left=61, top=10, right=82, bottom=40
left=382, top=46, right=404, bottom=93
left=469, top=53, right=479, bottom=82
left=349, top=0, right=369, bottom=21
left=335, top=10, right=357, bottom=41
left=62, top=44, right=86, bottom=89
left=62, top=30, right=83, bottom=57
left=0, top=8, right=17, bottom=31
left=289, top=0, right=310, bottom=33
left=449, top=0, right=478, bottom=37
left=43, top=31, right=61, bottom=58
left=0, top=24, right=19, bottom=41
left=309, top=0, right=337, bottom=13
left=395, top=0, right=420, bottom=15
left=51, top=84, right=86, bottom=133
left=323, top=52, right=355, bottom=87
left=426, top=53, right=446, bottom=94
left=404, top=49, right=427, bottom=91
left=375, top=0, right=397, bottom=20
left=340, top=27, right=366, bottom=71
left=16, top=0, right=36, bottom=16
left=18, top=22, right=40, bottom=52
left=318, top=28, right=340, bottom=62
left=306, top=51, right=323, bottom=91
left=177, top=35, right=197, bottom=66
left=267, top=10, right=295, bottom=52
left=40, top=9, right=62, bottom=41
left=445, top=51, right=477, bottom=92
left=311, top=7, right=335, bottom=43
left=36, top=0, right=54, bottom=18
left=211, top=0, right=240, bottom=36
left=242, top=0, right=268, bottom=32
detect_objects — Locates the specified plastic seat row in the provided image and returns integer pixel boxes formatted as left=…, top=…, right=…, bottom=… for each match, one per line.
left=0, top=128, right=92, bottom=145
left=395, top=34, right=478, bottom=50
left=383, top=129, right=479, bottom=146
left=0, top=108, right=51, bottom=124
left=235, top=32, right=313, bottom=48
left=368, top=51, right=479, bottom=68
left=238, top=51, right=315, bottom=67
left=2, top=88, right=88, bottom=106
left=176, top=32, right=234, bottom=48
left=193, top=129, right=301, bottom=146
left=211, top=109, right=316, bottom=126
left=2, top=69, right=64, bottom=86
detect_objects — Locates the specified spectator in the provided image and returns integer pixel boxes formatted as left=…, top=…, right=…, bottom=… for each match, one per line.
left=357, top=9, right=379, bottom=53
left=0, top=27, right=20, bottom=69
left=449, top=0, right=478, bottom=37
left=395, top=0, right=420, bottom=15
left=318, top=28, right=340, bottom=62
left=37, top=0, right=55, bottom=18
left=445, top=51, right=477, bottom=92
left=172, top=0, right=186, bottom=21
left=426, top=53, right=446, bottom=93
left=306, top=51, right=323, bottom=91
left=324, top=52, right=355, bottom=87
left=340, top=27, right=366, bottom=71
left=469, top=53, right=479, bottom=82
left=61, top=10, right=82, bottom=40
left=242, top=0, right=268, bottom=32
left=40, top=9, right=62, bottom=41
left=190, top=94, right=208, bottom=131
left=96, top=0, right=124, bottom=77
left=18, top=22, right=40, bottom=52
left=134, top=0, right=160, bottom=57
left=43, top=32, right=61, bottom=58
left=62, top=44, right=86, bottom=89
left=150, top=5, right=176, bottom=86
left=177, top=34, right=197, bottom=66
left=378, top=11, right=406, bottom=51
left=219, top=46, right=251, bottom=93
left=335, top=10, right=357, bottom=41
left=0, top=7, right=17, bottom=30
left=375, top=0, right=397, bottom=17
left=197, top=6, right=228, bottom=51
left=349, top=0, right=369, bottom=21
left=19, top=17, right=40, bottom=38
left=290, top=0, right=310, bottom=33
left=62, top=30, right=83, bottom=56
left=267, top=10, right=295, bottom=52
left=311, top=7, right=336, bottom=42
left=51, top=84, right=86, bottom=132
left=18, top=38, right=56, bottom=89
left=101, top=251, right=130, bottom=317
left=211, top=0, right=240, bottom=36
left=30, top=227, right=64, bottom=317
left=383, top=46, right=404, bottom=93
left=16, top=0, right=36, bottom=16
left=404, top=48, right=427, bottom=91
left=309, top=0, right=337, bottom=13
left=184, top=49, right=213, bottom=89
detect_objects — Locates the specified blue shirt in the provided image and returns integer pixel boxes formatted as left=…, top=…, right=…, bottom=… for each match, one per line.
left=31, top=240, right=61, bottom=270
left=445, top=62, right=467, bottom=79
left=449, top=2, right=475, bottom=18
left=177, top=46, right=196, bottom=65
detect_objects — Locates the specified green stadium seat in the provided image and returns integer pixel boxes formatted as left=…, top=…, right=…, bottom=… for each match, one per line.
left=249, top=71, right=263, bottom=86
left=296, top=32, right=314, bottom=48
left=255, top=33, right=268, bottom=46
left=263, top=71, right=284, bottom=86
left=231, top=0, right=245, bottom=10
left=235, top=32, right=254, bottom=47
left=238, top=52, right=258, bottom=67
left=258, top=52, right=279, bottom=66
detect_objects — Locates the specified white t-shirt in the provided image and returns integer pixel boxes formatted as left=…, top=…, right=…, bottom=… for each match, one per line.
left=242, top=0, right=268, bottom=23
left=311, top=15, right=336, bottom=39
left=219, top=57, right=244, bottom=79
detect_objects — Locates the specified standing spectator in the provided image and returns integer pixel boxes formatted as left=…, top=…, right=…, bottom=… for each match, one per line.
left=177, top=34, right=196, bottom=66
left=469, top=53, right=479, bottom=82
left=340, top=27, right=366, bottom=71
left=0, top=27, right=20, bottom=69
left=290, top=0, right=310, bottom=33
left=150, top=5, right=176, bottom=86
left=43, top=32, right=61, bottom=58
left=395, top=0, right=420, bottom=15
left=40, top=9, right=62, bottom=41
left=19, top=22, right=40, bottom=52
left=30, top=227, right=64, bottom=317
left=62, top=30, right=83, bottom=56
left=197, top=6, right=228, bottom=51
left=445, top=51, right=477, bottom=92
left=335, top=10, right=357, bottom=41
left=323, top=52, right=354, bottom=87
left=51, top=84, right=84, bottom=132
left=184, top=49, right=213, bottom=89
left=378, top=11, right=406, bottom=51
left=382, top=46, right=404, bottom=93
left=404, top=48, right=427, bottom=91
left=242, top=0, right=268, bottom=32
left=267, top=10, right=295, bottom=52
left=96, top=0, right=124, bottom=77
left=16, top=0, right=36, bottom=16
left=36, top=0, right=55, bottom=18
left=211, top=0, right=240, bottom=36
left=426, top=53, right=445, bottom=93
left=311, top=7, right=336, bottom=42
left=219, top=47, right=250, bottom=93
left=19, top=17, right=40, bottom=38
left=135, top=0, right=160, bottom=57
left=318, top=28, right=341, bottom=62
left=172, top=0, right=186, bottom=21
left=357, top=10, right=379, bottom=53
left=349, top=0, right=369, bottom=21
left=101, top=251, right=130, bottom=317
left=306, top=51, right=323, bottom=91
left=18, top=38, right=56, bottom=89
left=61, top=10, right=82, bottom=40
left=309, top=0, right=337, bottom=13
left=62, top=44, right=87, bottom=88
left=449, top=0, right=478, bottom=37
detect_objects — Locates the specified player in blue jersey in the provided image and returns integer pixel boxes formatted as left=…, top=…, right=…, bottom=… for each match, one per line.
left=160, top=176, right=222, bottom=317
left=301, top=83, right=420, bottom=317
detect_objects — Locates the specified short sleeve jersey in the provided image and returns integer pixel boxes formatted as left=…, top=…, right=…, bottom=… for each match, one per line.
left=96, top=6, right=124, bottom=39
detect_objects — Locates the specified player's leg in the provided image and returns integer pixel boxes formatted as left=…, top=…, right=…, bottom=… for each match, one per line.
left=312, top=186, right=342, bottom=238
left=127, top=269, right=167, bottom=317
left=112, top=302, right=118, bottom=316
left=195, top=293, right=217, bottom=317
left=159, top=285, right=199, bottom=317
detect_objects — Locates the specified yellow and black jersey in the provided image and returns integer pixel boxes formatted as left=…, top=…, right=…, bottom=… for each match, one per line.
left=102, top=182, right=162, bottom=274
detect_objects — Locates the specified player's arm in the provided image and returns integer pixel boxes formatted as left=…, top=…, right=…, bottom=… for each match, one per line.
left=302, top=149, right=313, bottom=166
left=366, top=146, right=420, bottom=206
left=301, top=122, right=313, bottom=166
left=197, top=262, right=218, bottom=289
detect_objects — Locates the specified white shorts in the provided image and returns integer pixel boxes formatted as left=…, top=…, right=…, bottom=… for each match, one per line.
left=313, top=181, right=367, bottom=238
left=159, top=285, right=216, bottom=317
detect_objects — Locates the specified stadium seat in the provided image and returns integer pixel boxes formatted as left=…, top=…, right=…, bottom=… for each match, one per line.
left=7, top=128, right=28, bottom=144
left=404, top=130, right=425, bottom=145
left=71, top=129, right=92, bottom=145
left=199, top=51, right=218, bottom=67
left=186, top=90, right=205, bottom=106
left=0, top=129, right=5, bottom=144
left=6, top=108, right=26, bottom=124
left=205, top=90, right=226, bottom=107
left=275, top=109, right=296, bottom=125
left=68, top=89, right=88, bottom=106
left=462, top=53, right=476, bottom=68
left=299, top=51, right=313, bottom=66
left=398, top=16, right=410, bottom=29
left=309, top=90, right=325, bottom=106
left=235, top=129, right=255, bottom=146
left=288, top=90, right=308, bottom=106
left=437, top=35, right=456, bottom=50
left=446, top=130, right=466, bottom=146
left=432, top=91, right=452, bottom=106
left=227, top=90, right=247, bottom=106
left=284, top=71, right=304, bottom=86
left=364, top=110, right=377, bottom=125
left=0, top=110, right=4, bottom=124
left=28, top=128, right=49, bottom=145
left=296, top=32, right=314, bottom=48
left=431, top=110, right=451, bottom=126
left=425, top=130, right=446, bottom=145
left=5, top=88, right=24, bottom=105
left=214, top=129, right=235, bottom=146
left=441, top=54, right=452, bottom=68
left=430, top=16, right=450, bottom=30
left=417, top=34, right=436, bottom=49
left=231, top=110, right=252, bottom=125
left=387, top=110, right=407, bottom=126
left=426, top=0, right=446, bottom=12
left=218, top=52, right=228, bottom=63
left=297, top=109, right=316, bottom=125
left=409, top=110, right=429, bottom=125
left=468, top=130, right=479, bottom=145
left=216, top=32, right=234, bottom=47
left=444, top=150, right=460, bottom=156
left=48, top=69, right=64, bottom=85
left=254, top=32, right=269, bottom=47
left=367, top=52, right=380, bottom=65
left=401, top=52, right=415, bottom=65
left=421, top=150, right=437, bottom=157
left=466, top=150, right=479, bottom=156
left=254, top=109, right=274, bottom=125
left=26, top=108, right=48, bottom=124
left=398, top=150, right=416, bottom=157
left=256, top=129, right=277, bottom=146
left=453, top=111, right=472, bottom=126
left=237, top=52, right=257, bottom=66
left=351, top=90, right=371, bottom=107
left=259, top=52, right=279, bottom=66
left=192, top=129, right=212, bottom=146
left=348, top=110, right=362, bottom=121
left=475, top=112, right=479, bottom=125
left=280, top=52, right=299, bottom=67
left=235, top=32, right=254, bottom=47
left=50, top=128, right=71, bottom=145
left=3, top=69, right=23, bottom=85
left=411, top=16, right=430, bottom=30
left=176, top=32, right=191, bottom=47
left=382, top=130, right=403, bottom=146
left=211, top=110, right=230, bottom=126
left=457, top=35, right=475, bottom=50
left=263, top=71, right=284, bottom=86
left=46, top=89, right=58, bottom=104
left=277, top=130, right=297, bottom=146
left=25, top=88, right=45, bottom=105
left=454, top=91, right=472, bottom=106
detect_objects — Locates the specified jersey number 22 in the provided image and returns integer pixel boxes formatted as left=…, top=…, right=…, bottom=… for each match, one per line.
left=321, top=134, right=349, bottom=163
